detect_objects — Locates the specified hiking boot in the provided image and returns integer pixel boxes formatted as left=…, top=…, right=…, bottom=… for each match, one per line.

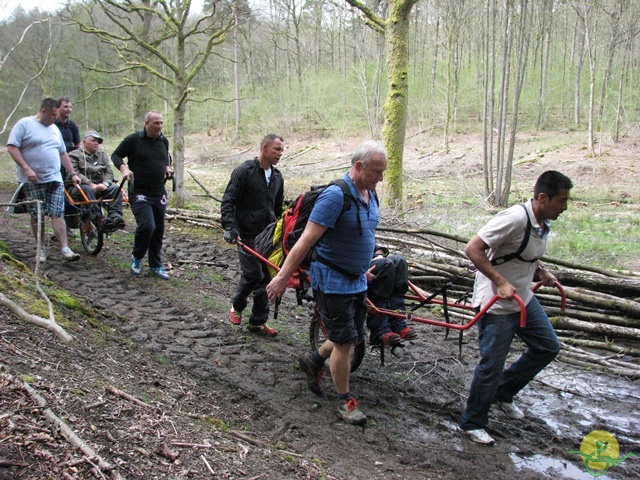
left=150, top=266, right=170, bottom=280
left=463, top=428, right=495, bottom=445
left=398, top=327, right=418, bottom=340
left=131, top=255, right=142, bottom=275
left=99, top=217, right=114, bottom=233
left=61, top=247, right=80, bottom=263
left=336, top=398, right=367, bottom=425
left=247, top=324, right=277, bottom=337
left=229, top=308, right=242, bottom=325
left=298, top=354, right=324, bottom=395
left=108, top=214, right=126, bottom=230
left=496, top=401, right=525, bottom=420
left=375, top=331, right=402, bottom=346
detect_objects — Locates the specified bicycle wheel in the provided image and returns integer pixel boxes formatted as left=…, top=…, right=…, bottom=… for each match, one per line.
left=80, top=216, right=103, bottom=255
left=308, top=310, right=366, bottom=373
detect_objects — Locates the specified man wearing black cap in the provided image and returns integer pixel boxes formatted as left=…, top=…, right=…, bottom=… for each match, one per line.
left=68, top=130, right=125, bottom=231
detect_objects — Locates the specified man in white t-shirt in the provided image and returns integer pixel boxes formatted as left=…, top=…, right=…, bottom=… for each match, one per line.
left=7, top=98, right=82, bottom=263
left=459, top=171, right=573, bottom=445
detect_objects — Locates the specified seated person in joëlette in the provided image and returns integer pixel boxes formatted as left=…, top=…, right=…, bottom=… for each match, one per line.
left=365, top=244, right=418, bottom=346
left=67, top=130, right=125, bottom=232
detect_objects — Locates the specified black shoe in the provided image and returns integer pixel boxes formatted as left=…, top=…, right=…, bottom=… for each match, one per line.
left=108, top=214, right=126, bottom=230
left=100, top=217, right=119, bottom=233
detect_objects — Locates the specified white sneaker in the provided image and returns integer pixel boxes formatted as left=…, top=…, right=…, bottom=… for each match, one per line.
left=37, top=247, right=47, bottom=262
left=463, top=428, right=495, bottom=445
left=61, top=247, right=80, bottom=263
left=496, top=401, right=525, bottom=420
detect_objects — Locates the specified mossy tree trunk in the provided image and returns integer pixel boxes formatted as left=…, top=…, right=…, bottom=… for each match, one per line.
left=346, top=0, right=419, bottom=209
left=382, top=1, right=418, bottom=208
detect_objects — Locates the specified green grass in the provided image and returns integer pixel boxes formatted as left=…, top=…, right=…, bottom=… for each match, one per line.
left=548, top=206, right=640, bottom=269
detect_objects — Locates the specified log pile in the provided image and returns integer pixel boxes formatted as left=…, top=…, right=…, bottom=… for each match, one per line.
left=165, top=207, right=640, bottom=378
left=376, top=225, right=640, bottom=379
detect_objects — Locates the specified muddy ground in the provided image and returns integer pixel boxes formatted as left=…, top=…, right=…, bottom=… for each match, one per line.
left=1, top=132, right=639, bottom=479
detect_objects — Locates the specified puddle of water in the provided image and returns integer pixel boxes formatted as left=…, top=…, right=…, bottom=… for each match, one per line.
left=509, top=452, right=619, bottom=480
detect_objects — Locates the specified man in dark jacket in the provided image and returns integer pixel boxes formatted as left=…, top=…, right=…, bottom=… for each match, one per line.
left=111, top=110, right=173, bottom=280
left=220, top=134, right=285, bottom=336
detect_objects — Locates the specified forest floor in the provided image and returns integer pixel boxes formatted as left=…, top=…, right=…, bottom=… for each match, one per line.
left=1, top=130, right=639, bottom=480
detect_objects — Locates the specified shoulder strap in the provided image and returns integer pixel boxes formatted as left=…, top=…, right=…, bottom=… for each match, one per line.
left=310, top=179, right=367, bottom=279
left=331, top=179, right=354, bottom=211
left=135, top=131, right=169, bottom=157
left=490, top=204, right=535, bottom=266
left=330, top=178, right=371, bottom=236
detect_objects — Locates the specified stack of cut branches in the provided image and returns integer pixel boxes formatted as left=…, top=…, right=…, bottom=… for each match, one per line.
left=376, top=225, right=640, bottom=379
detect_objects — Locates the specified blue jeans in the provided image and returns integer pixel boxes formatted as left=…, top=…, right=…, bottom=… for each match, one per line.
left=459, top=296, right=560, bottom=431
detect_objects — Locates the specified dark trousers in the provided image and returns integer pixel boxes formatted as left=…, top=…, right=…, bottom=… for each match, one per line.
left=71, top=183, right=123, bottom=226
left=130, top=194, right=166, bottom=268
left=232, top=238, right=269, bottom=325
left=367, top=254, right=409, bottom=335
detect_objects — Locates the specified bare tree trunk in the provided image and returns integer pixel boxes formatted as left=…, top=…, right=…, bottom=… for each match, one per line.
left=431, top=16, right=440, bottom=95
left=536, top=0, right=553, bottom=130
left=481, top=0, right=498, bottom=202
left=502, top=0, right=531, bottom=205
left=381, top=0, right=419, bottom=207
left=494, top=0, right=513, bottom=207
left=234, top=15, right=241, bottom=139
left=135, top=0, right=153, bottom=123
left=573, top=18, right=585, bottom=127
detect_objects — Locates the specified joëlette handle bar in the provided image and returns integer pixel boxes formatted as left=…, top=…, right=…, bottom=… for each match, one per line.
left=64, top=178, right=128, bottom=206
left=236, top=240, right=284, bottom=273
left=532, top=280, right=566, bottom=311
left=366, top=293, right=526, bottom=331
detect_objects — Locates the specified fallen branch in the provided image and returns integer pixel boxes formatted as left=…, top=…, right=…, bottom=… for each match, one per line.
left=176, top=259, right=229, bottom=267
left=550, top=316, right=640, bottom=340
left=187, top=170, right=222, bottom=203
left=229, top=430, right=265, bottom=448
left=0, top=293, right=72, bottom=344
left=106, top=385, right=152, bottom=409
left=558, top=336, right=640, bottom=357
left=2, top=370, right=121, bottom=478
left=171, top=441, right=213, bottom=449
left=556, top=353, right=640, bottom=378
left=284, top=145, right=317, bottom=161
left=200, top=454, right=215, bottom=474
left=212, top=146, right=251, bottom=162
left=561, top=343, right=640, bottom=372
